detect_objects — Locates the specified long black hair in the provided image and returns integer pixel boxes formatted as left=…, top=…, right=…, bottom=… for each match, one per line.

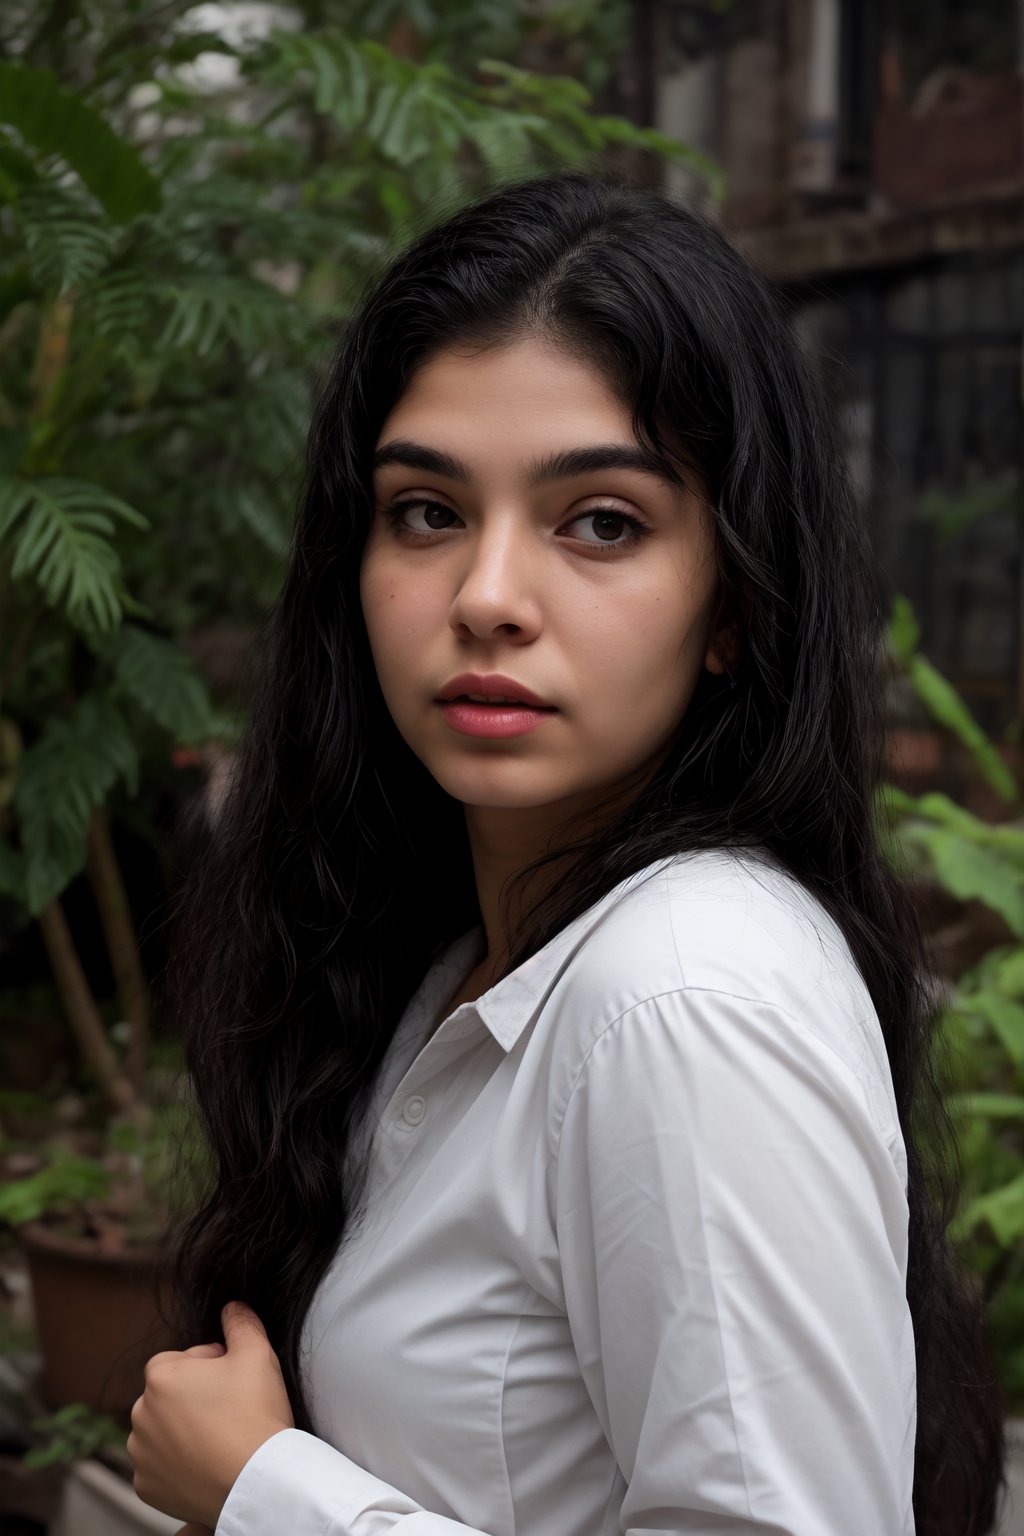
left=157, top=168, right=1005, bottom=1534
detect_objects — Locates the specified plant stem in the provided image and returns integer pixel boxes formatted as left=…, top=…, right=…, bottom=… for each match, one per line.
left=28, top=295, right=73, bottom=433
left=36, top=897, right=145, bottom=1123
left=86, top=807, right=151, bottom=1090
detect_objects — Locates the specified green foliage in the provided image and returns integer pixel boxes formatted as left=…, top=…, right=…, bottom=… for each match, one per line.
left=88, top=624, right=223, bottom=743
left=888, top=596, right=1016, bottom=802
left=23, top=1402, right=125, bottom=1468
left=886, top=595, right=1024, bottom=1404
left=0, top=1148, right=110, bottom=1227
left=0, top=476, right=148, bottom=631
left=0, top=1094, right=211, bottom=1244
left=14, top=691, right=139, bottom=913
left=920, top=472, right=1023, bottom=541
left=15, top=184, right=119, bottom=297
left=0, top=62, right=160, bottom=221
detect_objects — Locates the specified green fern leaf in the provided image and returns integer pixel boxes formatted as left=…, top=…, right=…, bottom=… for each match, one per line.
left=464, top=109, right=545, bottom=175
left=14, top=692, right=138, bottom=914
left=0, top=62, right=161, bottom=222
left=155, top=276, right=309, bottom=358
left=14, top=184, right=117, bottom=295
left=89, top=625, right=218, bottom=743
left=74, top=268, right=153, bottom=365
left=0, top=476, right=148, bottom=632
left=265, top=32, right=378, bottom=134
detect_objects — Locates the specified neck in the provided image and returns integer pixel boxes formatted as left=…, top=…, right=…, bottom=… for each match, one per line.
left=462, top=767, right=657, bottom=971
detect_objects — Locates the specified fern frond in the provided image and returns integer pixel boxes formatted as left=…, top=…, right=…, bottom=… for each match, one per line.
left=462, top=106, right=547, bottom=176
left=0, top=475, right=148, bottom=632
left=155, top=274, right=311, bottom=357
left=88, top=624, right=218, bottom=743
left=261, top=31, right=374, bottom=133
left=14, top=183, right=118, bottom=295
left=14, top=690, right=138, bottom=914
left=73, top=267, right=153, bottom=365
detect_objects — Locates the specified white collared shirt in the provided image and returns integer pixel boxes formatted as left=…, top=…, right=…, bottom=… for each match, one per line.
left=215, top=848, right=917, bottom=1536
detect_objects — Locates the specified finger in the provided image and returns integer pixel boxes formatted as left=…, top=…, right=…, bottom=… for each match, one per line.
left=221, top=1299, right=269, bottom=1348
left=180, top=1343, right=226, bottom=1358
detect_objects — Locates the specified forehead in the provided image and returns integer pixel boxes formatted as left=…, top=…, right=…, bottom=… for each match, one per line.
left=376, top=337, right=632, bottom=442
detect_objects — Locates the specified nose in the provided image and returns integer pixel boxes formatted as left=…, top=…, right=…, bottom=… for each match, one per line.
left=447, top=518, right=543, bottom=643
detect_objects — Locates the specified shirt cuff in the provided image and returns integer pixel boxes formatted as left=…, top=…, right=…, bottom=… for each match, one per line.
left=214, top=1427, right=424, bottom=1536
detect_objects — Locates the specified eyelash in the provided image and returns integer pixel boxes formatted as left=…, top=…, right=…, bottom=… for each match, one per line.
left=381, top=498, right=651, bottom=554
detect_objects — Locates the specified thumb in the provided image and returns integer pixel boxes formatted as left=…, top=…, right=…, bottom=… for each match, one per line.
left=181, top=1343, right=226, bottom=1359
left=221, top=1299, right=269, bottom=1348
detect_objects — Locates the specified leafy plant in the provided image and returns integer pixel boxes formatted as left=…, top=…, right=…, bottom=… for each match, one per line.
left=883, top=595, right=1024, bottom=1405
left=888, top=595, right=1016, bottom=804
left=23, top=1401, right=125, bottom=1469
left=0, top=1093, right=212, bottom=1246
left=0, top=1146, right=110, bottom=1227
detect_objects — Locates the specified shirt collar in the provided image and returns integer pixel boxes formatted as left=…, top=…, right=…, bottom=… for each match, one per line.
left=432, top=854, right=680, bottom=1054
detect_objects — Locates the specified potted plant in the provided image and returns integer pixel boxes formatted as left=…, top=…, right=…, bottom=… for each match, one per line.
left=0, top=1090, right=207, bottom=1423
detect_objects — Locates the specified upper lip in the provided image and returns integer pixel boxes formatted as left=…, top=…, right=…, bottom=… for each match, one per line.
left=437, top=673, right=555, bottom=708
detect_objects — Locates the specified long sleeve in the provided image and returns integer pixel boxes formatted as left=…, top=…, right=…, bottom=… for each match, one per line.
left=552, top=987, right=917, bottom=1535
left=215, top=1427, right=489, bottom=1536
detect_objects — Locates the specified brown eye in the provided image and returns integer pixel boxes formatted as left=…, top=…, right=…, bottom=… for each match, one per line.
left=386, top=499, right=461, bottom=534
left=566, top=507, right=650, bottom=552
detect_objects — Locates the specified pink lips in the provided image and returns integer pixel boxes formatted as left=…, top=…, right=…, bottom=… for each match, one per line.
left=437, top=700, right=556, bottom=739
left=436, top=672, right=554, bottom=710
left=435, top=673, right=558, bottom=739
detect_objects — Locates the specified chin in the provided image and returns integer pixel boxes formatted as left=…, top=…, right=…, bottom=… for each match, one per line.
left=429, top=763, right=577, bottom=811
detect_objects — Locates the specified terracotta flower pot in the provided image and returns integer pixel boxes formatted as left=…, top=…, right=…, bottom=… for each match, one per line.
left=17, top=1222, right=177, bottom=1425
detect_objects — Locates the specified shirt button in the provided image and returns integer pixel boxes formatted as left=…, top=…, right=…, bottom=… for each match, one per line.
left=402, top=1095, right=426, bottom=1126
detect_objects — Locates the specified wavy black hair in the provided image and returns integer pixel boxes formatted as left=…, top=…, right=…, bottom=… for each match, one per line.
left=157, top=168, right=1005, bottom=1534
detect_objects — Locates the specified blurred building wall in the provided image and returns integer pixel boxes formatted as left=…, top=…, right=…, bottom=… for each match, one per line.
left=653, top=0, right=1024, bottom=734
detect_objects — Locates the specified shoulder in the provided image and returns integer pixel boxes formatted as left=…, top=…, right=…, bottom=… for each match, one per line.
left=561, top=846, right=872, bottom=1025
left=547, top=848, right=897, bottom=1148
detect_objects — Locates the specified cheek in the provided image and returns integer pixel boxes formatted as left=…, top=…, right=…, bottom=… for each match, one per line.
left=360, top=556, right=408, bottom=640
left=578, top=585, right=692, bottom=688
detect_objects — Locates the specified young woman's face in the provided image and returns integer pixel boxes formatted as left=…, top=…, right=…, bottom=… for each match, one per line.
left=360, top=335, right=729, bottom=817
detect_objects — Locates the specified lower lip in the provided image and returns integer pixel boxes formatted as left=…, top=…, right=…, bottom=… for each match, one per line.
left=437, top=701, right=557, bottom=738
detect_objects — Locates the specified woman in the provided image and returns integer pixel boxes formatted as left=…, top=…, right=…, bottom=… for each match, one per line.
left=129, top=169, right=1004, bottom=1535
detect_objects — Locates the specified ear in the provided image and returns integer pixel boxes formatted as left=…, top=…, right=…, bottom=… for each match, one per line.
left=704, top=616, right=741, bottom=678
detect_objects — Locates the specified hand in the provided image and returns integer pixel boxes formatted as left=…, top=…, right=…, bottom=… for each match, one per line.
left=128, top=1301, right=295, bottom=1530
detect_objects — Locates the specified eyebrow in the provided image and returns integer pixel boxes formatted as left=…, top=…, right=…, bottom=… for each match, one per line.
left=371, top=439, right=685, bottom=490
